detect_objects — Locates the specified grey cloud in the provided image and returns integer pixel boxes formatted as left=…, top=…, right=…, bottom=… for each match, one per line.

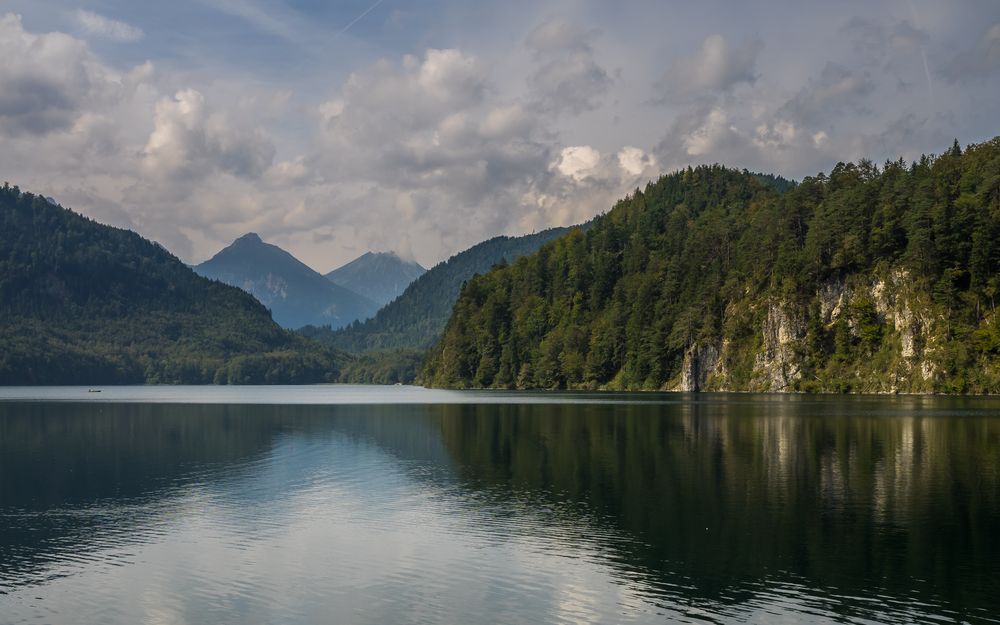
left=415, top=49, right=488, bottom=106
left=526, top=17, right=595, bottom=54
left=842, top=18, right=927, bottom=62
left=862, top=113, right=929, bottom=161
left=5, top=1, right=999, bottom=271
left=528, top=51, right=612, bottom=115
left=654, top=104, right=760, bottom=171
left=655, top=34, right=762, bottom=103
left=525, top=17, right=611, bottom=115
left=142, top=89, right=276, bottom=180
left=303, top=48, right=557, bottom=259
left=208, top=123, right=275, bottom=178
left=777, top=63, right=875, bottom=127
left=888, top=21, right=929, bottom=53
left=942, top=22, right=1000, bottom=82
left=478, top=104, right=537, bottom=140
left=842, top=17, right=886, bottom=64
left=841, top=16, right=931, bottom=94
left=0, top=76, right=77, bottom=135
left=298, top=43, right=640, bottom=264
left=321, top=49, right=488, bottom=151
left=0, top=13, right=118, bottom=136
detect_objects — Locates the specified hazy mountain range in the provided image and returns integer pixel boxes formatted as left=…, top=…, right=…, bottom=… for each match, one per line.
left=301, top=226, right=579, bottom=355
left=192, top=235, right=429, bottom=330
left=325, top=252, right=425, bottom=307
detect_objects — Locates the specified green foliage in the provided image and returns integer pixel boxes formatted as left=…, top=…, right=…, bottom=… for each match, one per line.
left=298, top=226, right=580, bottom=354
left=337, top=350, right=425, bottom=384
left=424, top=138, right=1000, bottom=394
left=0, top=186, right=345, bottom=384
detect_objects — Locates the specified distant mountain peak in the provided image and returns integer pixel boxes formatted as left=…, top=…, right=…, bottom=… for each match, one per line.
left=194, top=234, right=378, bottom=330
left=383, top=250, right=421, bottom=264
left=308, top=225, right=578, bottom=353
left=325, top=251, right=426, bottom=307
left=363, top=250, right=402, bottom=260
left=235, top=232, right=263, bottom=244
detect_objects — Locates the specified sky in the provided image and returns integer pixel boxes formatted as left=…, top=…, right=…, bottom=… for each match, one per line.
left=1, top=1, right=999, bottom=271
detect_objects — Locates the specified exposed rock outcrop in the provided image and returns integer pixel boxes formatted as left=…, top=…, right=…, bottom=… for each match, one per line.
left=678, top=343, right=720, bottom=391
left=753, top=303, right=804, bottom=391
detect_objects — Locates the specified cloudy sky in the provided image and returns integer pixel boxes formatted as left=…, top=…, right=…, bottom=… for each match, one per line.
left=2, top=1, right=999, bottom=270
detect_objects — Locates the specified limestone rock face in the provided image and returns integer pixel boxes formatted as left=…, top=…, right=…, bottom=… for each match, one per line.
left=870, top=270, right=922, bottom=361
left=679, top=343, right=720, bottom=391
left=753, top=303, right=804, bottom=392
left=668, top=270, right=950, bottom=394
left=818, top=281, right=847, bottom=323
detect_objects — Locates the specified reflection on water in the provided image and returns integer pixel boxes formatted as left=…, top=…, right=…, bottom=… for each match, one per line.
left=0, top=392, right=998, bottom=624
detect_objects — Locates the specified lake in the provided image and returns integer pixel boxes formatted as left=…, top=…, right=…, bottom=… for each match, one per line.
left=1, top=386, right=998, bottom=624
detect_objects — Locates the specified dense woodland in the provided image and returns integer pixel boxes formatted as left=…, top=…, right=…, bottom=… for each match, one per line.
left=424, top=138, right=1000, bottom=393
left=304, top=227, right=576, bottom=352
left=0, top=186, right=345, bottom=384
left=336, top=349, right=426, bottom=384
left=301, top=227, right=577, bottom=382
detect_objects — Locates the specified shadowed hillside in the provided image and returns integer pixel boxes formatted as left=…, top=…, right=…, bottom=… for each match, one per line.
left=0, top=186, right=345, bottom=384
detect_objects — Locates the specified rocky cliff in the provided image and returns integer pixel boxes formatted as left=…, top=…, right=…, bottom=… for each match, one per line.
left=676, top=268, right=949, bottom=393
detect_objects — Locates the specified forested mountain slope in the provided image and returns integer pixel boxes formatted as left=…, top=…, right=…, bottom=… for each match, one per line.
left=0, top=186, right=344, bottom=384
left=302, top=226, right=577, bottom=353
left=424, top=138, right=1000, bottom=394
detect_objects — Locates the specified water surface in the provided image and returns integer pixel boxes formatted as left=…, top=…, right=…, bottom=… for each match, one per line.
left=1, top=387, right=998, bottom=624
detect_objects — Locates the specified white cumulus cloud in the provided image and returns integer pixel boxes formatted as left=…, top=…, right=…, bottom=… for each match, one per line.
left=554, top=145, right=601, bottom=181
left=142, top=89, right=275, bottom=180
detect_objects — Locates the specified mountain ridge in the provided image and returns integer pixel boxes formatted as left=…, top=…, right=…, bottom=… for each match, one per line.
left=301, top=225, right=581, bottom=355
left=194, top=233, right=379, bottom=330
left=325, top=251, right=425, bottom=307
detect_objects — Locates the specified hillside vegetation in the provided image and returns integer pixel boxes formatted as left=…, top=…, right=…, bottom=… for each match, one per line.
left=303, top=227, right=576, bottom=354
left=0, top=186, right=344, bottom=384
left=424, top=138, right=1000, bottom=394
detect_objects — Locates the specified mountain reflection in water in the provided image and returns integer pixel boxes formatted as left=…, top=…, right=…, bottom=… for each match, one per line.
left=1, top=392, right=998, bottom=624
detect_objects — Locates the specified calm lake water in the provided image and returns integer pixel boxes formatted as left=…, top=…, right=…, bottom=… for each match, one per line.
left=1, top=386, right=998, bottom=624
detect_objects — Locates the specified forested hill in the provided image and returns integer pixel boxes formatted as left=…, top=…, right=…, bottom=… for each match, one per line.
left=0, top=185, right=344, bottom=384
left=301, top=226, right=577, bottom=354
left=424, top=138, right=1000, bottom=394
